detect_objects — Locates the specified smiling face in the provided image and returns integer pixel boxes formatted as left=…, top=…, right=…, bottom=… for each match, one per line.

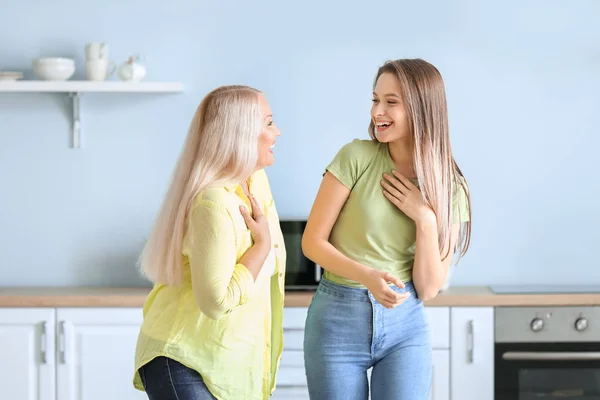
left=371, top=72, right=410, bottom=143
left=256, top=93, right=281, bottom=170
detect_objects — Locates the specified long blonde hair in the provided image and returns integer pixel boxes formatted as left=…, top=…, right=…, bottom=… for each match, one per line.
left=139, top=85, right=263, bottom=285
left=368, top=59, right=472, bottom=262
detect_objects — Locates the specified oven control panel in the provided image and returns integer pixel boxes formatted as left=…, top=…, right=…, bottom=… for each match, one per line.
left=495, top=306, right=600, bottom=343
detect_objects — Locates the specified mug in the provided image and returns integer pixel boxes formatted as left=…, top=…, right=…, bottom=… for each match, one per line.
left=85, top=59, right=116, bottom=81
left=85, top=42, right=108, bottom=60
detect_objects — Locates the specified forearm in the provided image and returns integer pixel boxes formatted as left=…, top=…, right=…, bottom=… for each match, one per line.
left=412, top=217, right=448, bottom=301
left=192, top=262, right=255, bottom=320
left=239, top=242, right=270, bottom=281
left=302, top=235, right=370, bottom=285
left=195, top=243, right=269, bottom=319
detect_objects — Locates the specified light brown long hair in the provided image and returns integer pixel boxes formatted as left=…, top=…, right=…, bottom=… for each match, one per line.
left=368, top=59, right=471, bottom=262
left=139, top=85, right=263, bottom=285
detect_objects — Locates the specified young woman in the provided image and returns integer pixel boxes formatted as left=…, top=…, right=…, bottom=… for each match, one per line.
left=302, top=59, right=472, bottom=399
left=132, top=85, right=286, bottom=400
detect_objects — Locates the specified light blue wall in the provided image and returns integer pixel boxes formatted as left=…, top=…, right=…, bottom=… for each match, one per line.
left=1, top=0, right=599, bottom=287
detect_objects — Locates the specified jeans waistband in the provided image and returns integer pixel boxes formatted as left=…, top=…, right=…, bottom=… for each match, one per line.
left=317, top=276, right=415, bottom=303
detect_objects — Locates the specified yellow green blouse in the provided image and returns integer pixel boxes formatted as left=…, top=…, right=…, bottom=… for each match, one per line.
left=132, top=169, right=286, bottom=400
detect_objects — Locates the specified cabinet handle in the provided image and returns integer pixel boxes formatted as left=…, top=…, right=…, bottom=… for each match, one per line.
left=40, top=322, right=47, bottom=364
left=277, top=384, right=308, bottom=389
left=59, top=321, right=67, bottom=364
left=467, top=320, right=475, bottom=364
left=431, top=365, right=435, bottom=399
left=315, top=264, right=322, bottom=282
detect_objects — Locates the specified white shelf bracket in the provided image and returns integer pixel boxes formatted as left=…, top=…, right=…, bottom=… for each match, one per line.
left=68, top=92, right=81, bottom=148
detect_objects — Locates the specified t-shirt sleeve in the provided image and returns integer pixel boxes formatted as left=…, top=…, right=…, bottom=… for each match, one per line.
left=452, top=179, right=471, bottom=224
left=325, top=139, right=375, bottom=190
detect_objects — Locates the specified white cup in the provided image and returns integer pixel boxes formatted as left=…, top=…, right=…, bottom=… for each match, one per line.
left=85, top=42, right=108, bottom=61
left=85, top=59, right=116, bottom=81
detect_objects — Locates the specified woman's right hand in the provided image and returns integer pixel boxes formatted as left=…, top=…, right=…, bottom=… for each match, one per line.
left=362, top=269, right=410, bottom=309
left=240, top=194, right=271, bottom=250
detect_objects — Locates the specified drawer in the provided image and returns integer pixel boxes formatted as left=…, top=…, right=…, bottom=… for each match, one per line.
left=271, top=386, right=309, bottom=400
left=425, top=306, right=450, bottom=349
left=276, top=350, right=306, bottom=387
left=283, top=307, right=308, bottom=329
left=283, top=327, right=304, bottom=350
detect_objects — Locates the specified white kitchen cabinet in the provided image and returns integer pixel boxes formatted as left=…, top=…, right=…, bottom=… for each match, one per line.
left=427, top=307, right=450, bottom=349
left=272, top=386, right=310, bottom=400
left=0, top=303, right=496, bottom=400
left=430, top=349, right=450, bottom=400
left=450, top=307, right=494, bottom=400
left=0, top=308, right=55, bottom=400
left=0, top=307, right=144, bottom=400
left=276, top=307, right=309, bottom=398
left=55, top=308, right=146, bottom=400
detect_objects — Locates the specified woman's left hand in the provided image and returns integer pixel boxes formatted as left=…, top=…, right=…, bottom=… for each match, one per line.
left=381, top=170, right=436, bottom=225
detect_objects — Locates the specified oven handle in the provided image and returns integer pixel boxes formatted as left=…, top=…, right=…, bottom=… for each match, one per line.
left=502, top=351, right=600, bottom=361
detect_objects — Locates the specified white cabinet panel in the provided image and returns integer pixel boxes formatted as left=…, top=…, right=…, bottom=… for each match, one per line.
left=55, top=308, right=146, bottom=400
left=0, top=308, right=55, bottom=400
left=426, top=307, right=450, bottom=349
left=450, top=307, right=494, bottom=400
left=430, top=349, right=449, bottom=400
left=272, top=386, right=309, bottom=400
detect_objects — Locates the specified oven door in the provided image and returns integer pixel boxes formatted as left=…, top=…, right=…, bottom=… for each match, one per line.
left=495, top=342, right=600, bottom=399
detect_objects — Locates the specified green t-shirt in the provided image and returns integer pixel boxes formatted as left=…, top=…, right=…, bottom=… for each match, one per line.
left=324, top=138, right=470, bottom=287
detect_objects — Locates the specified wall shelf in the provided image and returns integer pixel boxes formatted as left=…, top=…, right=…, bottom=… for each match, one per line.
left=0, top=80, right=184, bottom=148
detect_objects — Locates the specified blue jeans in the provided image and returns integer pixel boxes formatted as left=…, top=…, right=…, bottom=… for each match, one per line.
left=138, top=356, right=216, bottom=400
left=303, top=278, right=432, bottom=400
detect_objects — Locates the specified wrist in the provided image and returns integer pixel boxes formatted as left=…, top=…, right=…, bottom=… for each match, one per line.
left=356, top=265, right=374, bottom=286
left=253, top=234, right=270, bottom=248
left=253, top=240, right=271, bottom=256
left=416, top=209, right=437, bottom=228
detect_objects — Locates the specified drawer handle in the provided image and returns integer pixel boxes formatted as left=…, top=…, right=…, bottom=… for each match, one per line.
left=59, top=321, right=67, bottom=364
left=40, top=322, right=47, bottom=364
left=467, top=320, right=475, bottom=364
left=277, top=384, right=307, bottom=389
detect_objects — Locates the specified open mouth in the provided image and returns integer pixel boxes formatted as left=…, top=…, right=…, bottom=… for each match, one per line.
left=269, top=143, right=275, bottom=154
left=376, top=121, right=393, bottom=132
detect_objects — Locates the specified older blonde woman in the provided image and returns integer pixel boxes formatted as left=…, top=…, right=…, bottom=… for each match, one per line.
left=132, top=85, right=286, bottom=400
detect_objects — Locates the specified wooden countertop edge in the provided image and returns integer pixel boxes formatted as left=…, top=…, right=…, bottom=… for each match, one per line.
left=287, top=292, right=600, bottom=307
left=0, top=287, right=599, bottom=307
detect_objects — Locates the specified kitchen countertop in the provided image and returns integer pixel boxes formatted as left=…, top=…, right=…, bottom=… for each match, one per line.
left=0, top=286, right=599, bottom=307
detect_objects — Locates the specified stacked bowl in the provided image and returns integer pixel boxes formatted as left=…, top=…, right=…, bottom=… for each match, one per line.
left=32, top=57, right=75, bottom=81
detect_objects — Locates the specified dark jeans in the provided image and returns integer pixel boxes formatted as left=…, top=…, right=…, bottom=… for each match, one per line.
left=139, top=356, right=216, bottom=400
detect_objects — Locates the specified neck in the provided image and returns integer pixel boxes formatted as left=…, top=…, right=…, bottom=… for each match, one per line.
left=387, top=137, right=415, bottom=176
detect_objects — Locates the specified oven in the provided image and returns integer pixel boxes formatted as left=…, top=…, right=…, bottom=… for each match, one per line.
left=280, top=220, right=323, bottom=290
left=495, top=306, right=600, bottom=399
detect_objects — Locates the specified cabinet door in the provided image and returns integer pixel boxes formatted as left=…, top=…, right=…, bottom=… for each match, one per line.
left=450, top=307, right=494, bottom=400
left=0, top=308, right=55, bottom=400
left=271, top=386, right=309, bottom=400
left=425, top=307, right=450, bottom=349
left=276, top=308, right=310, bottom=400
left=55, top=308, right=146, bottom=400
left=430, top=349, right=449, bottom=400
